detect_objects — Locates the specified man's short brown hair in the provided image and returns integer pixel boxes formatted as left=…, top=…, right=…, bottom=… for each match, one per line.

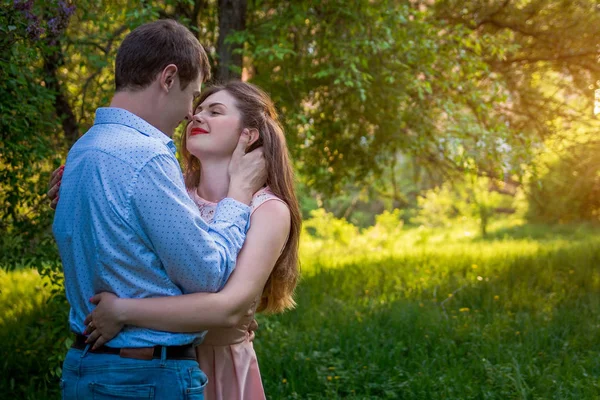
left=115, top=19, right=211, bottom=91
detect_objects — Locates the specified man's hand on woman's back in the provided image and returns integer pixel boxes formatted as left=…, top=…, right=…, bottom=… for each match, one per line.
left=47, top=165, right=64, bottom=209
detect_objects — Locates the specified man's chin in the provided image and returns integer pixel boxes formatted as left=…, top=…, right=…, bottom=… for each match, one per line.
left=177, top=118, right=190, bottom=129
left=163, top=126, right=176, bottom=138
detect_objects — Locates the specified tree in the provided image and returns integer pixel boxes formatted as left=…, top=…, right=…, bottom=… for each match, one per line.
left=433, top=0, right=600, bottom=159
left=235, top=0, right=521, bottom=193
left=414, top=175, right=509, bottom=236
left=527, top=141, right=600, bottom=223
left=0, top=1, right=73, bottom=245
left=216, top=0, right=247, bottom=81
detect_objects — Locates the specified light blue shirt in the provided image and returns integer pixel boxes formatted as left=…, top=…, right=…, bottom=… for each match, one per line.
left=53, top=108, right=250, bottom=347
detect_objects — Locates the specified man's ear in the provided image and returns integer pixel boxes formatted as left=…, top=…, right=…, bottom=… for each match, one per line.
left=160, top=64, right=178, bottom=92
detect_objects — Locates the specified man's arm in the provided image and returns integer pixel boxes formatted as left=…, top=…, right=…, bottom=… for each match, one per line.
left=48, top=133, right=266, bottom=292
left=130, top=153, right=248, bottom=293
left=83, top=201, right=290, bottom=348
left=129, top=133, right=266, bottom=293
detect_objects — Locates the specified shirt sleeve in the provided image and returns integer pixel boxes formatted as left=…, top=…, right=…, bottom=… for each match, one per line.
left=128, top=154, right=250, bottom=293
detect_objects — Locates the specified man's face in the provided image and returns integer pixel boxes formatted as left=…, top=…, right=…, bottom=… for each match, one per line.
left=165, top=72, right=202, bottom=136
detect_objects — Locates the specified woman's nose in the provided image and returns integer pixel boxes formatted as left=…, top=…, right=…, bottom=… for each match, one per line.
left=185, top=112, right=200, bottom=124
left=191, top=112, right=205, bottom=123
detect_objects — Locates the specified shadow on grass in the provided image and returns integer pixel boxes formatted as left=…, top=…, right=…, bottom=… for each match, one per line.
left=257, top=238, right=600, bottom=399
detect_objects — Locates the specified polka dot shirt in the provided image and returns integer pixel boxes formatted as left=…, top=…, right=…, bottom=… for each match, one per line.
left=52, top=107, right=250, bottom=347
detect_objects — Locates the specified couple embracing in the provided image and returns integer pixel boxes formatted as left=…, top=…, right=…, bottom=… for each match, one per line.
left=50, top=19, right=300, bottom=400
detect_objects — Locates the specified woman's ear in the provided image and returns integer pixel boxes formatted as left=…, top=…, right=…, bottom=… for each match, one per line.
left=245, top=128, right=262, bottom=153
left=247, top=128, right=260, bottom=146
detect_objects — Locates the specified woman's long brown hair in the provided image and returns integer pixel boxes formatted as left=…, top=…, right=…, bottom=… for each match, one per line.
left=181, top=81, right=301, bottom=314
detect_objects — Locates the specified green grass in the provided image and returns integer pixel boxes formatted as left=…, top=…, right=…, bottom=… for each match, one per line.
left=2, top=221, right=600, bottom=399
left=256, top=222, right=600, bottom=399
left=0, top=268, right=69, bottom=399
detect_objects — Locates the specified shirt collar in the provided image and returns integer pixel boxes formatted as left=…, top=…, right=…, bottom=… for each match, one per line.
left=94, top=107, right=177, bottom=154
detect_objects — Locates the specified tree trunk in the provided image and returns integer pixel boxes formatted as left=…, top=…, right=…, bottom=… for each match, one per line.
left=479, top=206, right=488, bottom=238
left=43, top=47, right=79, bottom=146
left=216, top=0, right=247, bottom=82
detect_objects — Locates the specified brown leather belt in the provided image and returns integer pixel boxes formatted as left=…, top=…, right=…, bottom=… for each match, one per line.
left=72, top=334, right=196, bottom=360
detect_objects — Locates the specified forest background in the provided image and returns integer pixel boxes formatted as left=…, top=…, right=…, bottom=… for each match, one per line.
left=1, top=0, right=600, bottom=398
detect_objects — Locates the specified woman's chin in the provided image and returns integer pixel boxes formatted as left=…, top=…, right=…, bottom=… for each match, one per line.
left=187, top=147, right=232, bottom=162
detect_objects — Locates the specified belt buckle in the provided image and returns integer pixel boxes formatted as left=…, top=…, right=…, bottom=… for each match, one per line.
left=119, top=347, right=154, bottom=360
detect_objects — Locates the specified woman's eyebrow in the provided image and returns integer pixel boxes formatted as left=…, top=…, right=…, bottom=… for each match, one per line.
left=195, top=102, right=227, bottom=112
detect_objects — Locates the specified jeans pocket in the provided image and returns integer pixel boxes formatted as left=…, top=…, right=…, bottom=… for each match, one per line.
left=89, top=382, right=155, bottom=399
left=185, top=368, right=208, bottom=400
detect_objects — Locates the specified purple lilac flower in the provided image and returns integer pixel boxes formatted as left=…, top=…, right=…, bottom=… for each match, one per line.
left=47, top=17, right=60, bottom=34
left=58, top=1, right=76, bottom=18
left=26, top=22, right=44, bottom=40
left=13, top=0, right=33, bottom=12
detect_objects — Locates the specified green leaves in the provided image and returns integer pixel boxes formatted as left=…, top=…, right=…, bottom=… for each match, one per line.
left=241, top=0, right=518, bottom=193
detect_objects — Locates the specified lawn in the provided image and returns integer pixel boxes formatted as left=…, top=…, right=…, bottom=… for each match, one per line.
left=2, top=220, right=600, bottom=399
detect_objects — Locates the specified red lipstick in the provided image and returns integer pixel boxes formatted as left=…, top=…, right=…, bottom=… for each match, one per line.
left=190, top=127, right=208, bottom=136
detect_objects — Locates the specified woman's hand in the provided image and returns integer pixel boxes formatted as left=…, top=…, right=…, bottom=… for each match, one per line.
left=247, top=318, right=258, bottom=342
left=47, top=165, right=64, bottom=209
left=83, top=292, right=126, bottom=350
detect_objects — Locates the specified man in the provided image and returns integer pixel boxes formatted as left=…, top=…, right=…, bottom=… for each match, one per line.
left=52, top=19, right=266, bottom=399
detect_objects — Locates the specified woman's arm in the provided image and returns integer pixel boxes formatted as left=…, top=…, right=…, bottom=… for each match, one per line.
left=84, top=200, right=290, bottom=347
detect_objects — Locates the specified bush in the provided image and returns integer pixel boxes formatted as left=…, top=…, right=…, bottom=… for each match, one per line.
left=0, top=268, right=69, bottom=399
left=0, top=2, right=67, bottom=241
left=414, top=176, right=513, bottom=237
left=527, top=142, right=600, bottom=223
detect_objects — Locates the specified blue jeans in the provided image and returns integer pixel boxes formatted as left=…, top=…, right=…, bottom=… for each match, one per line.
left=61, top=347, right=207, bottom=399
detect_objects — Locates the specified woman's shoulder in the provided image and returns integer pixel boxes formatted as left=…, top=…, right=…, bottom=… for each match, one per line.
left=249, top=187, right=288, bottom=216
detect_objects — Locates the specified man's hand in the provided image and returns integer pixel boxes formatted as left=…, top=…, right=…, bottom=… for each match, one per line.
left=227, top=129, right=267, bottom=205
left=47, top=165, right=64, bottom=209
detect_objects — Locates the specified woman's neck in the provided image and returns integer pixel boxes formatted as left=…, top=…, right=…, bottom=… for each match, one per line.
left=196, top=158, right=231, bottom=203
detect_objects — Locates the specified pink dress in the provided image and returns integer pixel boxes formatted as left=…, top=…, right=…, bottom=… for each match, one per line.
left=187, top=187, right=285, bottom=400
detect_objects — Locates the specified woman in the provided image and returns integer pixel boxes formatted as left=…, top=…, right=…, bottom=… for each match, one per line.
left=50, top=81, right=301, bottom=400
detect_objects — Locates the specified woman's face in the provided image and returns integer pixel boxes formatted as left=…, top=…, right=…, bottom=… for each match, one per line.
left=186, top=90, right=243, bottom=161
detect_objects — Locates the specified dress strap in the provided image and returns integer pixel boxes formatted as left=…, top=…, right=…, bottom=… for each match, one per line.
left=250, top=187, right=287, bottom=216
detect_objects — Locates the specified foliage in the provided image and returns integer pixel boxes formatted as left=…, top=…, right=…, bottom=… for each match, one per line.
left=239, top=0, right=519, bottom=192
left=433, top=0, right=600, bottom=156
left=413, top=175, right=512, bottom=236
left=2, top=1, right=600, bottom=397
left=302, top=208, right=359, bottom=245
left=0, top=1, right=66, bottom=246
left=2, top=0, right=600, bottom=266
left=527, top=141, right=600, bottom=223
